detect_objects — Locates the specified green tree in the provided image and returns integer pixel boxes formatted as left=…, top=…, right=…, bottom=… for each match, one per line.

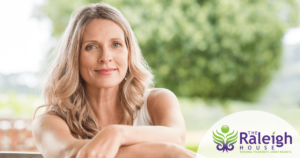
left=35, top=0, right=299, bottom=102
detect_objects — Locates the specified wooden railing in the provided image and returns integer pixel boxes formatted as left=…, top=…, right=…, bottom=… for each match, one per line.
left=0, top=151, right=43, bottom=158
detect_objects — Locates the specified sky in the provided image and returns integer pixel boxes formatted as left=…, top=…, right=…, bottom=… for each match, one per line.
left=0, top=0, right=52, bottom=75
left=0, top=0, right=300, bottom=75
left=283, top=27, right=300, bottom=45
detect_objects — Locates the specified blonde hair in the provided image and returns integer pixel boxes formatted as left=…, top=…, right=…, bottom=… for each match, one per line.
left=34, top=3, right=154, bottom=139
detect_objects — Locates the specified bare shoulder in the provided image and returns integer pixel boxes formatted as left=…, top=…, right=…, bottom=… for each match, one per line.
left=147, top=88, right=179, bottom=108
left=147, top=88, right=181, bottom=124
left=32, top=113, right=73, bottom=138
left=32, top=113, right=77, bottom=157
left=32, top=113, right=72, bottom=141
left=32, top=113, right=67, bottom=131
left=33, top=113, right=61, bottom=123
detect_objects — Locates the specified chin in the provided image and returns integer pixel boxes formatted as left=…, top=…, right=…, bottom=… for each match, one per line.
left=94, top=81, right=121, bottom=88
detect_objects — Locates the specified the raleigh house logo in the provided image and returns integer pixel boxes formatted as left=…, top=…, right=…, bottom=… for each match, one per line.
left=213, top=125, right=293, bottom=153
left=213, top=125, right=238, bottom=152
left=239, top=131, right=293, bottom=152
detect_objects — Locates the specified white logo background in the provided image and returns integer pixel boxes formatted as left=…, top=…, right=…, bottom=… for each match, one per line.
left=197, top=110, right=300, bottom=158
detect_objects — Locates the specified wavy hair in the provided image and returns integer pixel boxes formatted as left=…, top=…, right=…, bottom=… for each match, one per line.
left=34, top=3, right=154, bottom=139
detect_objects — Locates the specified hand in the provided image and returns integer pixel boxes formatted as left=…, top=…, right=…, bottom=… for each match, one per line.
left=76, top=125, right=122, bottom=158
left=166, top=143, right=197, bottom=158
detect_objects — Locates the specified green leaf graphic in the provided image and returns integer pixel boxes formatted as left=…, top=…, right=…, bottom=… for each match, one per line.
left=227, top=131, right=238, bottom=144
left=226, top=130, right=235, bottom=139
left=273, top=132, right=275, bottom=135
left=213, top=131, right=224, bottom=145
left=216, top=130, right=225, bottom=139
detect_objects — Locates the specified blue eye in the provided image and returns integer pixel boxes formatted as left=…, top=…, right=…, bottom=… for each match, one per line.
left=113, top=43, right=121, bottom=47
left=85, top=45, right=96, bottom=50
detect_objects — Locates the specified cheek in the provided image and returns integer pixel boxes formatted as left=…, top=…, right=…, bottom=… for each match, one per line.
left=80, top=53, right=94, bottom=68
left=114, top=52, right=128, bottom=71
left=79, top=53, right=95, bottom=77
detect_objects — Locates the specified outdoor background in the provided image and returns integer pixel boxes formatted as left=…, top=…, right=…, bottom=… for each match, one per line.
left=0, top=0, right=300, bottom=153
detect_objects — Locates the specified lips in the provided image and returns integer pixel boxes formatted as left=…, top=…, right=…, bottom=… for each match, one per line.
left=99, top=68, right=116, bottom=71
left=95, top=68, right=116, bottom=75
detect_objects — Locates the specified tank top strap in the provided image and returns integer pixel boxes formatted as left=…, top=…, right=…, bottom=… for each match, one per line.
left=143, top=89, right=152, bottom=104
left=133, top=89, right=154, bottom=126
left=142, top=89, right=153, bottom=124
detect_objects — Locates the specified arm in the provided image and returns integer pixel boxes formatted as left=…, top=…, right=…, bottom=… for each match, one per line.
left=116, top=142, right=197, bottom=158
left=117, top=88, right=186, bottom=147
left=75, top=88, right=189, bottom=158
left=110, top=142, right=169, bottom=158
left=32, top=114, right=86, bottom=158
left=32, top=114, right=171, bottom=158
left=33, top=89, right=187, bottom=157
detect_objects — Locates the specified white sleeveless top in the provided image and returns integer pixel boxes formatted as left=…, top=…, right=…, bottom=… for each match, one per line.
left=133, top=89, right=154, bottom=126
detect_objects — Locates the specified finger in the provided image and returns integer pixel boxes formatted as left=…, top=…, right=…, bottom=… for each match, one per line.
left=75, top=150, right=84, bottom=158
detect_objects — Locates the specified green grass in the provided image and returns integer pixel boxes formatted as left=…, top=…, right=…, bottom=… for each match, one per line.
left=185, top=144, right=198, bottom=152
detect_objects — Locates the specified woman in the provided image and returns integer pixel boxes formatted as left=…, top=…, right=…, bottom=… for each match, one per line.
left=32, top=3, right=197, bottom=158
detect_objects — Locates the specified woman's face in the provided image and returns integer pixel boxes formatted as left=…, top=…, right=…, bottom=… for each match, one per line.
left=80, top=19, right=128, bottom=89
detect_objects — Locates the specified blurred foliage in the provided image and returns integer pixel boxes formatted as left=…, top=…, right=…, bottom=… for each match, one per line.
left=35, top=0, right=299, bottom=102
left=0, top=93, right=42, bottom=119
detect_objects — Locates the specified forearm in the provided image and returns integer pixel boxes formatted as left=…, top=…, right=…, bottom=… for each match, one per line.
left=67, top=139, right=169, bottom=158
left=117, top=125, right=185, bottom=147
left=115, top=142, right=169, bottom=158
left=68, top=140, right=169, bottom=158
left=67, top=139, right=89, bottom=158
left=66, top=125, right=185, bottom=158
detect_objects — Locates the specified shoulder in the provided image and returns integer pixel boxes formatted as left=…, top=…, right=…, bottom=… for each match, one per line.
left=32, top=114, right=75, bottom=156
left=33, top=113, right=65, bottom=129
left=32, top=114, right=80, bottom=157
left=147, top=88, right=180, bottom=124
left=32, top=113, right=70, bottom=140
left=147, top=88, right=178, bottom=105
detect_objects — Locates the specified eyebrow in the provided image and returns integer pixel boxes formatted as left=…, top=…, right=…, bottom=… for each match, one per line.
left=82, top=38, right=125, bottom=44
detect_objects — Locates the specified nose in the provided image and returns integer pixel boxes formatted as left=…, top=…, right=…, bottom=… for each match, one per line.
left=98, top=47, right=112, bottom=63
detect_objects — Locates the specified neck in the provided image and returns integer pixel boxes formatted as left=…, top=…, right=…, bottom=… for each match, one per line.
left=85, top=83, right=123, bottom=125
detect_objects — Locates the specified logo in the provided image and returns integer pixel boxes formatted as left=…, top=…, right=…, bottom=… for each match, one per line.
left=213, top=125, right=238, bottom=152
left=199, top=111, right=300, bottom=158
left=239, top=131, right=292, bottom=150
